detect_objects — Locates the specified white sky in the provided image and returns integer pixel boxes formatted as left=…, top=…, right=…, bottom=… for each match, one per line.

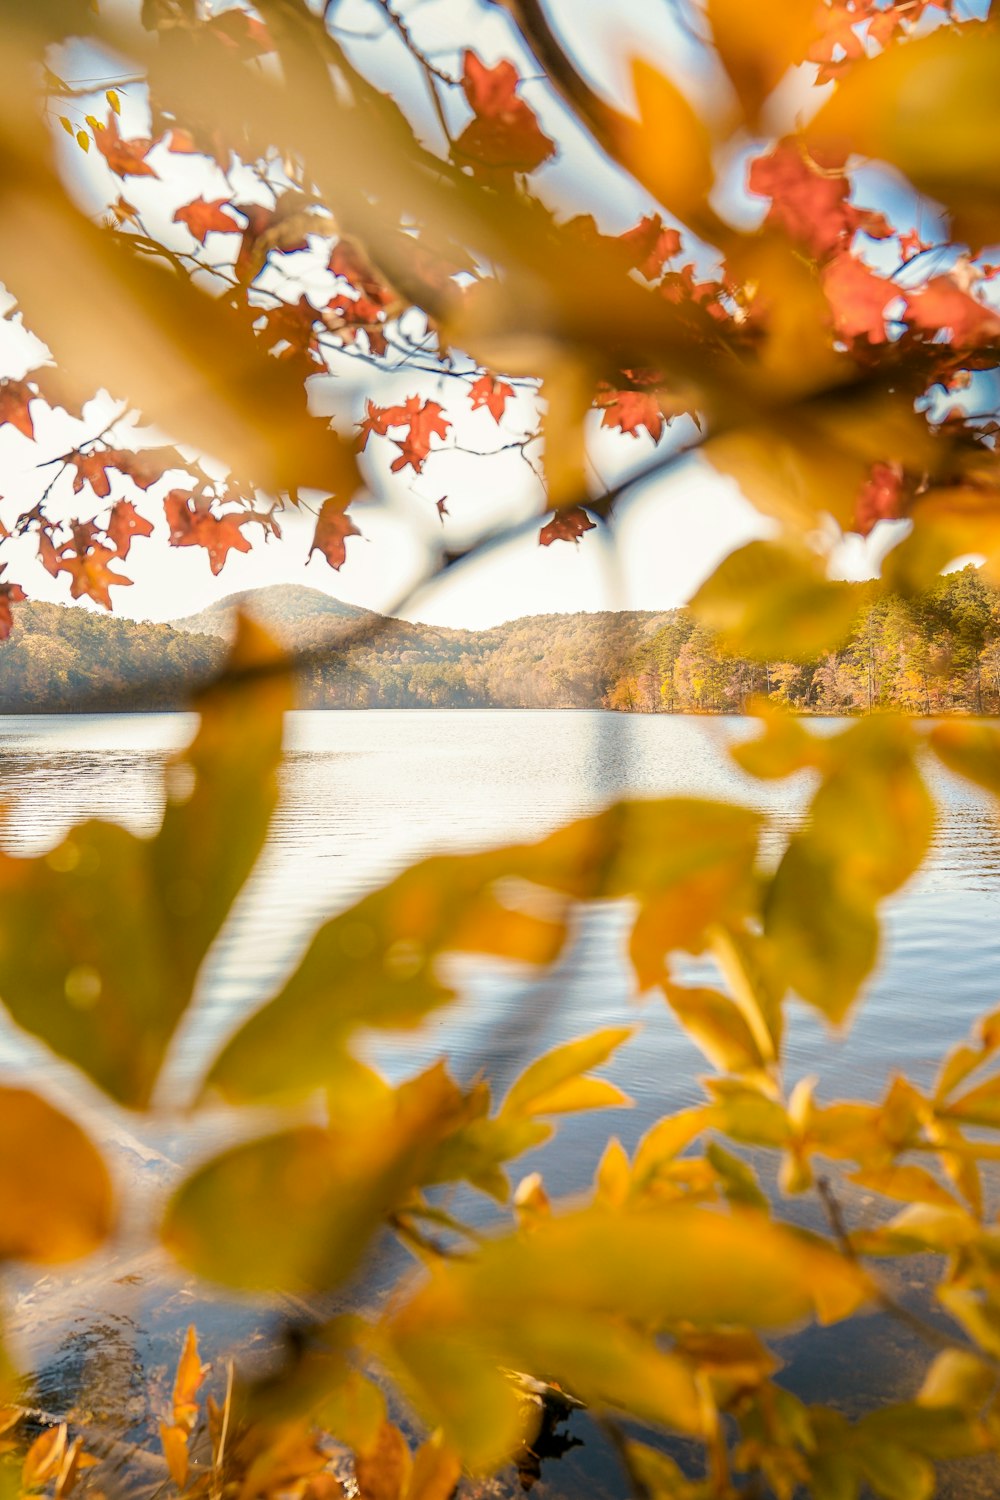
left=0, top=0, right=929, bottom=628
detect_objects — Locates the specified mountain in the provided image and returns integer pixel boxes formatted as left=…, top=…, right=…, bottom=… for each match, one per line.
left=3, top=568, right=999, bottom=715
left=171, top=584, right=380, bottom=640
left=0, top=588, right=672, bottom=712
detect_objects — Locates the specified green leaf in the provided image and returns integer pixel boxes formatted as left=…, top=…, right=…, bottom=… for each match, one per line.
left=0, top=618, right=290, bottom=1106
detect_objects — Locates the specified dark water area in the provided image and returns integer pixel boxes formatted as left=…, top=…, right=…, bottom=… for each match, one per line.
left=2, top=710, right=999, bottom=1497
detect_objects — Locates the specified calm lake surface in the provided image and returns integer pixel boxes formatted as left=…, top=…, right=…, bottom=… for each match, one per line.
left=3, top=709, right=1000, bottom=1494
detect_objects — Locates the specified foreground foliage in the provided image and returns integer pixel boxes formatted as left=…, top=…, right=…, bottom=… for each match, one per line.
left=7, top=0, right=1000, bottom=1496
left=3, top=626, right=1000, bottom=1498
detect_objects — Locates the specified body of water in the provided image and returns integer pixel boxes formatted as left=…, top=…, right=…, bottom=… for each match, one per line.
left=2, top=710, right=998, bottom=1495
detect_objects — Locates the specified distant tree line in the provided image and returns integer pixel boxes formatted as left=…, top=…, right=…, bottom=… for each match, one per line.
left=607, top=566, right=1000, bottom=716
left=3, top=568, right=1000, bottom=715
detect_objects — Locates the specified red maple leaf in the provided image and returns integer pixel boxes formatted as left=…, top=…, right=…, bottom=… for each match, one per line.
left=37, top=531, right=62, bottom=578
left=454, top=52, right=555, bottom=177
left=329, top=240, right=393, bottom=306
left=173, top=197, right=239, bottom=242
left=263, top=296, right=319, bottom=354
left=747, top=141, right=851, bottom=261
left=58, top=544, right=133, bottom=610
left=358, top=401, right=397, bottom=448
left=846, top=205, right=894, bottom=241
left=323, top=294, right=389, bottom=355
left=600, top=390, right=665, bottom=442
left=905, top=276, right=1000, bottom=348
left=107, top=499, right=155, bottom=559
left=853, top=461, right=904, bottom=536
left=469, top=374, right=514, bottom=423
left=69, top=451, right=118, bottom=499
left=0, top=380, right=37, bottom=439
left=822, top=254, right=896, bottom=343
left=164, top=490, right=252, bottom=575
left=360, top=397, right=450, bottom=473
left=619, top=215, right=682, bottom=280
left=94, top=115, right=158, bottom=178
left=899, top=229, right=929, bottom=263
left=204, top=10, right=272, bottom=56
left=0, top=565, right=25, bottom=641
left=539, top=507, right=597, bottom=546
left=70, top=446, right=182, bottom=497
left=308, top=499, right=361, bottom=570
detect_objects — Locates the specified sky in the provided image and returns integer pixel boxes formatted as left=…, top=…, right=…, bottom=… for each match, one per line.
left=0, top=0, right=928, bottom=629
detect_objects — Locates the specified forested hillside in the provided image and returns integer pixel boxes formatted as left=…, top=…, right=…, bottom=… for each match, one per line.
left=608, top=566, right=1000, bottom=715
left=4, top=568, right=1000, bottom=714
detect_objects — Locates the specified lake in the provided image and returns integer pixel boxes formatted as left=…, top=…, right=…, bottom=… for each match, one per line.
left=2, top=709, right=999, bottom=1495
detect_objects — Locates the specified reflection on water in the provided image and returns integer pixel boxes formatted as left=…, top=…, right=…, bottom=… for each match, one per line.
left=2, top=710, right=1000, bottom=1497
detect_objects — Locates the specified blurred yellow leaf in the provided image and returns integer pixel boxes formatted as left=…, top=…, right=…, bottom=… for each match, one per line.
left=918, top=1349, right=995, bottom=1410
left=404, top=1431, right=462, bottom=1500
left=0, top=1087, right=112, bottom=1263
left=164, top=1063, right=495, bottom=1291
left=764, top=717, right=933, bottom=1023
left=0, top=618, right=290, bottom=1107
left=619, top=59, right=714, bottom=227
left=691, top=540, right=860, bottom=661
left=930, top=721, right=1000, bottom=800
left=663, top=982, right=768, bottom=1075
left=708, top=0, right=819, bottom=126
left=389, top=1204, right=869, bottom=1465
left=501, top=1027, right=633, bottom=1118
left=808, top=23, right=1000, bottom=248
left=354, top=1422, right=411, bottom=1500
left=849, top=1164, right=960, bottom=1210
left=206, top=800, right=761, bottom=1103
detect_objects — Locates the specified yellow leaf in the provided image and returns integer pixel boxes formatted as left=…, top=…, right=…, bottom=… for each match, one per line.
left=159, top=1422, right=189, bottom=1491
left=849, top=1164, right=960, bottom=1210
left=621, top=59, right=714, bottom=226
left=164, top=1064, right=490, bottom=1291
left=919, top=1349, right=995, bottom=1410
left=731, top=699, right=829, bottom=781
left=707, top=0, right=820, bottom=126
left=663, top=982, right=767, bottom=1075
left=500, top=1027, right=634, bottom=1119
left=940, top=1074, right=1000, bottom=1128
left=106, top=89, right=120, bottom=115
left=808, top=23, right=1000, bottom=250
left=764, top=718, right=933, bottom=1023
left=75, top=129, right=89, bottom=152
left=630, top=1108, right=716, bottom=1190
left=172, top=1325, right=208, bottom=1433
left=691, top=540, right=860, bottom=661
left=354, top=1421, right=411, bottom=1500
left=405, top=1431, right=462, bottom=1500
left=0, top=1088, right=113, bottom=1263
left=22, top=1426, right=67, bottom=1490
left=930, top=722, right=1000, bottom=800
left=593, top=1138, right=631, bottom=1208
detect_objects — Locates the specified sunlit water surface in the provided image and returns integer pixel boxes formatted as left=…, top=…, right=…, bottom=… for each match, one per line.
left=2, top=711, right=999, bottom=1496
